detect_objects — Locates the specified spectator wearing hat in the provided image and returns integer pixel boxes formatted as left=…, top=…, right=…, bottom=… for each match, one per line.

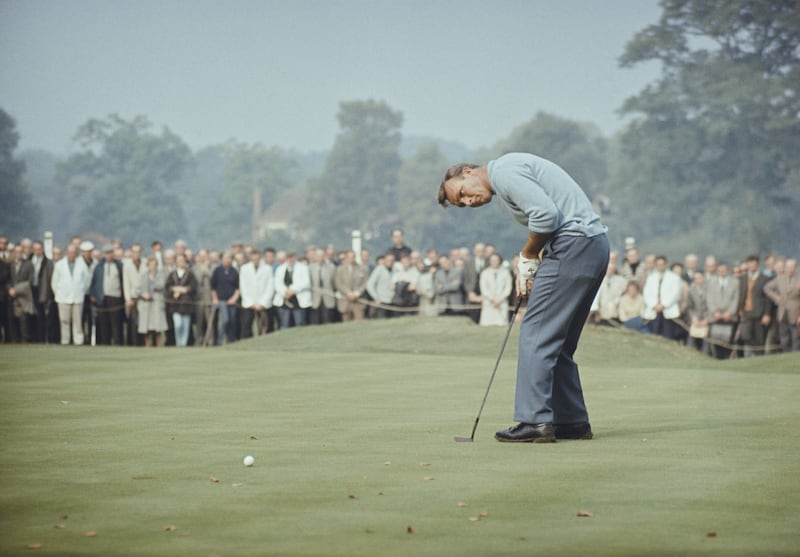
left=89, top=244, right=125, bottom=345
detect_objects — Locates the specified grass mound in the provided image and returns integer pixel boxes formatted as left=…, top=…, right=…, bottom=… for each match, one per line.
left=1, top=321, right=798, bottom=556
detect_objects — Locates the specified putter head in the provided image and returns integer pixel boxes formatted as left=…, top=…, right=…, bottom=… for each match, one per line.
left=453, top=435, right=474, bottom=443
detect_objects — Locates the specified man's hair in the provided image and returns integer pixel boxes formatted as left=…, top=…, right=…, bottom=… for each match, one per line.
left=745, top=254, right=760, bottom=263
left=438, top=163, right=479, bottom=207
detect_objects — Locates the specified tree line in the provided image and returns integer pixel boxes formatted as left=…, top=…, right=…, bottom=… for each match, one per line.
left=2, top=0, right=798, bottom=261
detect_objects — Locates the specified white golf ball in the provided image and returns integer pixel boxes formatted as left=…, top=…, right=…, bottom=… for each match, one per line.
left=243, top=455, right=255, bottom=467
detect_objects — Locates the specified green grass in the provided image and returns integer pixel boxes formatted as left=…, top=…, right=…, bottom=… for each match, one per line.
left=1, top=317, right=799, bottom=556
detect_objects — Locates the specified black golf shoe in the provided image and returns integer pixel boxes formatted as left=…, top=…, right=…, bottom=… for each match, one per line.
left=495, top=422, right=555, bottom=443
left=554, top=422, right=593, bottom=440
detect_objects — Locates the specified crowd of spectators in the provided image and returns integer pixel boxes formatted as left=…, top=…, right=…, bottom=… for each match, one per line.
left=589, top=239, right=800, bottom=357
left=1, top=231, right=797, bottom=358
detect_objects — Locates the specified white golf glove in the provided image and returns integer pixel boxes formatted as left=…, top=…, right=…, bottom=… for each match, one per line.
left=517, top=253, right=540, bottom=297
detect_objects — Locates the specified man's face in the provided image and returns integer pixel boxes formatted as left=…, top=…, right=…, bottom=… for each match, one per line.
left=104, top=251, right=114, bottom=262
left=704, top=256, right=717, bottom=275
left=444, top=169, right=492, bottom=208
left=718, top=264, right=729, bottom=278
left=131, top=245, right=142, bottom=261
left=66, top=246, right=77, bottom=262
left=344, top=251, right=355, bottom=265
left=14, top=246, right=23, bottom=261
left=655, top=258, right=667, bottom=273
left=250, top=252, right=261, bottom=266
left=626, top=248, right=639, bottom=264
left=392, top=230, right=404, bottom=247
left=264, top=251, right=275, bottom=265
left=746, top=259, right=759, bottom=274
left=384, top=254, right=395, bottom=269
left=222, top=253, right=232, bottom=268
left=786, top=259, right=797, bottom=276
left=33, top=243, right=44, bottom=257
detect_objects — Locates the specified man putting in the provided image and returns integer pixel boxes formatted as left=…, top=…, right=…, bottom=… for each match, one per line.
left=439, top=153, right=608, bottom=442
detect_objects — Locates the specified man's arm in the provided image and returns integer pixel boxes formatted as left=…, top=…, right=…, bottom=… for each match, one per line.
left=521, top=232, right=552, bottom=261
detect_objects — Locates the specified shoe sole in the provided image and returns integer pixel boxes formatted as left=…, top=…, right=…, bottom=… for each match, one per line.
left=495, top=435, right=556, bottom=443
left=555, top=433, right=593, bottom=440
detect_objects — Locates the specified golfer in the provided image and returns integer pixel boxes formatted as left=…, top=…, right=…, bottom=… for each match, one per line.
left=438, top=153, right=608, bottom=442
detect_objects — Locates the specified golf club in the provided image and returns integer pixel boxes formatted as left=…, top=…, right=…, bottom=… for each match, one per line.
left=454, top=296, right=524, bottom=442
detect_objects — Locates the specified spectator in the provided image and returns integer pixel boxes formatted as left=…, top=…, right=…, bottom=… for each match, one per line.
left=703, top=255, right=717, bottom=282
left=162, top=249, right=177, bottom=346
left=366, top=253, right=395, bottom=318
left=123, top=243, right=145, bottom=346
left=764, top=258, right=800, bottom=352
left=479, top=253, right=511, bottom=326
left=387, top=228, right=412, bottom=266
left=706, top=262, right=740, bottom=359
left=391, top=253, right=420, bottom=315
left=618, top=280, right=646, bottom=331
left=89, top=244, right=125, bottom=346
left=435, top=255, right=464, bottom=315
left=50, top=244, right=90, bottom=345
left=461, top=246, right=481, bottom=323
left=334, top=250, right=368, bottom=321
left=416, top=261, right=440, bottom=317
left=30, top=240, right=56, bottom=343
left=684, top=253, right=699, bottom=283
left=591, top=262, right=627, bottom=325
left=671, top=262, right=690, bottom=343
left=274, top=252, right=312, bottom=328
left=239, top=248, right=274, bottom=338
left=262, top=248, right=280, bottom=332
left=211, top=251, right=240, bottom=345
left=621, top=246, right=647, bottom=286
left=0, top=253, right=9, bottom=342
left=192, top=248, right=214, bottom=344
left=79, top=241, right=96, bottom=344
left=642, top=256, right=682, bottom=340
left=52, top=246, right=63, bottom=262
left=137, top=255, right=167, bottom=347
left=686, top=271, right=710, bottom=351
left=165, top=254, right=197, bottom=347
left=309, top=247, right=337, bottom=325
left=737, top=255, right=774, bottom=357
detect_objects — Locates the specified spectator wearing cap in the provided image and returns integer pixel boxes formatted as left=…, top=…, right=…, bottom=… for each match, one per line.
left=89, top=244, right=125, bottom=345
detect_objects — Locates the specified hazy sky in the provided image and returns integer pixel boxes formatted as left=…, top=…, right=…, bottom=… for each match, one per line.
left=0, top=0, right=663, bottom=155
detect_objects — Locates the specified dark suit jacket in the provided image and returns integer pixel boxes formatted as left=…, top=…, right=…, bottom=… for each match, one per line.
left=90, top=260, right=125, bottom=307
left=738, top=273, right=774, bottom=319
left=33, top=256, right=55, bottom=304
left=0, top=260, right=10, bottom=302
left=165, top=269, right=198, bottom=315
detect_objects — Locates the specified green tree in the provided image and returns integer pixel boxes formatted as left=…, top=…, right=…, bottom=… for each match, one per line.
left=395, top=143, right=452, bottom=250
left=205, top=141, right=299, bottom=246
left=611, top=0, right=800, bottom=258
left=0, top=109, right=40, bottom=238
left=21, top=149, right=70, bottom=240
left=57, top=114, right=192, bottom=244
left=495, top=112, right=608, bottom=198
left=305, top=100, right=403, bottom=247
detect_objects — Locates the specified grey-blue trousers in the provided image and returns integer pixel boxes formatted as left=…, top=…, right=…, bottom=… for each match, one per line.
left=514, top=233, right=609, bottom=425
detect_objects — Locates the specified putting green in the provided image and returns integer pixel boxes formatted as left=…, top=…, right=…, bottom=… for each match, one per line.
left=1, top=318, right=798, bottom=556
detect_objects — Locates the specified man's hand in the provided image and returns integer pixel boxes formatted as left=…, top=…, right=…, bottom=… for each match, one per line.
left=517, top=253, right=539, bottom=298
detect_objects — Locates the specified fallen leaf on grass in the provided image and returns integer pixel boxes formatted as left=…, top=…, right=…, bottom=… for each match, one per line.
left=468, top=516, right=480, bottom=522
left=383, top=461, right=391, bottom=466
left=164, top=525, right=177, bottom=532
left=576, top=510, right=593, bottom=517
left=456, top=501, right=468, bottom=507
left=59, top=515, right=69, bottom=520
left=249, top=435, right=258, bottom=440
left=60, top=401, right=70, bottom=405
left=54, top=524, right=66, bottom=529
left=406, top=526, right=415, bottom=534
left=84, top=531, right=97, bottom=537
left=232, top=483, right=243, bottom=487
left=479, top=511, right=489, bottom=517
left=377, top=491, right=384, bottom=496
left=25, top=543, right=42, bottom=550
left=706, top=531, right=717, bottom=538
left=210, top=476, right=219, bottom=483
left=423, top=476, right=434, bottom=481
left=419, top=462, right=431, bottom=467
left=348, top=494, right=359, bottom=499
left=364, top=528, right=375, bottom=534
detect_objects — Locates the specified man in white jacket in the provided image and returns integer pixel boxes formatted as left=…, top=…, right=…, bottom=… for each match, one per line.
left=273, top=252, right=311, bottom=329
left=239, top=249, right=274, bottom=338
left=50, top=245, right=90, bottom=344
left=643, top=255, right=683, bottom=340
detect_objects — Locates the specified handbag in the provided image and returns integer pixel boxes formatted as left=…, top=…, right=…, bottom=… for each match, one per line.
left=689, top=323, right=709, bottom=339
